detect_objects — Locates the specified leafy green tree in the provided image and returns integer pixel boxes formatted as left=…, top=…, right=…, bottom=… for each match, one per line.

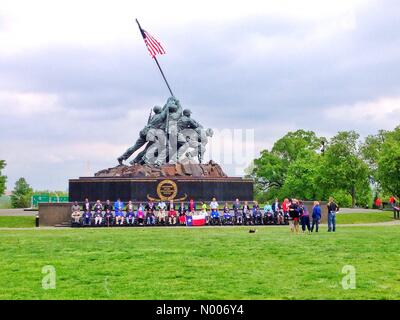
left=251, top=130, right=325, bottom=200
left=272, top=129, right=322, bottom=163
left=252, top=150, right=286, bottom=196
left=321, top=131, right=370, bottom=207
left=279, top=149, right=325, bottom=200
left=377, top=126, right=400, bottom=198
left=11, top=177, right=33, bottom=208
left=0, top=160, right=6, bottom=196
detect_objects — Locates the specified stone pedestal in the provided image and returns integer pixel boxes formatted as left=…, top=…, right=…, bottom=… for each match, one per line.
left=69, top=176, right=254, bottom=203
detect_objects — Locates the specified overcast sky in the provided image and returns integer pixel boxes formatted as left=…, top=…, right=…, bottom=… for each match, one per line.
left=1, top=0, right=400, bottom=191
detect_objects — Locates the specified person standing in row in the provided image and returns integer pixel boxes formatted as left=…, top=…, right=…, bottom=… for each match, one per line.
left=288, top=199, right=300, bottom=234
left=233, top=199, right=242, bottom=225
left=311, top=201, right=321, bottom=232
left=390, top=196, right=400, bottom=219
left=189, top=199, right=196, bottom=214
left=178, top=201, right=187, bottom=225
left=327, top=197, right=339, bottom=232
left=299, top=201, right=311, bottom=234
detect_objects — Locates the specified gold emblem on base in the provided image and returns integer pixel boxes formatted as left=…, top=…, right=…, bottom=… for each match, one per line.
left=147, top=179, right=187, bottom=201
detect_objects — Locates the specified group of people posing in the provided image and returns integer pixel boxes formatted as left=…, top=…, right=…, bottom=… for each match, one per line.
left=70, top=197, right=339, bottom=232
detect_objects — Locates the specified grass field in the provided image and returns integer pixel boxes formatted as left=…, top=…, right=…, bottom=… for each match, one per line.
left=0, top=216, right=35, bottom=228
left=336, top=211, right=393, bottom=224
left=0, top=224, right=399, bottom=300
left=0, top=211, right=395, bottom=229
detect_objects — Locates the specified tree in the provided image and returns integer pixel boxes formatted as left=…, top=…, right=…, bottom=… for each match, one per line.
left=11, top=177, right=33, bottom=208
left=251, top=130, right=325, bottom=200
left=279, top=149, right=326, bottom=200
left=376, top=126, right=400, bottom=198
left=0, top=160, right=6, bottom=196
left=272, top=129, right=322, bottom=163
left=321, top=131, right=370, bottom=207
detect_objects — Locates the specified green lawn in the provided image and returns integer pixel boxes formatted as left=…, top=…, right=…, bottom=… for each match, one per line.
left=0, top=226, right=399, bottom=300
left=336, top=211, right=394, bottom=224
left=0, top=216, right=35, bottom=228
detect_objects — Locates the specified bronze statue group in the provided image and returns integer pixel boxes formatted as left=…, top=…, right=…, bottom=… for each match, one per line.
left=117, top=96, right=213, bottom=166
left=70, top=197, right=338, bottom=233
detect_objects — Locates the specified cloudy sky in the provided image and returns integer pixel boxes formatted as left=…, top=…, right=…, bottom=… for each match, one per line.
left=1, top=0, right=400, bottom=191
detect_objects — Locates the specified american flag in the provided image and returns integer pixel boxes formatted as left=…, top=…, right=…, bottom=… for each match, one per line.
left=139, top=28, right=166, bottom=58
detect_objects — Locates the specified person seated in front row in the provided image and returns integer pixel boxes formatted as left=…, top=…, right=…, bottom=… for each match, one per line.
left=263, top=202, right=273, bottom=225
left=253, top=201, right=262, bottom=225
left=178, top=201, right=187, bottom=225
left=243, top=201, right=252, bottom=225
left=168, top=200, right=177, bottom=225
left=223, top=202, right=233, bottom=225
left=93, top=200, right=103, bottom=226
left=210, top=197, right=220, bottom=225
left=146, top=207, right=156, bottom=225
left=71, top=201, right=82, bottom=224
left=125, top=200, right=135, bottom=225
left=157, top=201, right=167, bottom=225
left=82, top=198, right=92, bottom=226
left=137, top=203, right=145, bottom=225
left=103, top=199, right=114, bottom=226
left=114, top=198, right=125, bottom=225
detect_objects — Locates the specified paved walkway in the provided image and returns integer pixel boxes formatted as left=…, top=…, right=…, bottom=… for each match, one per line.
left=0, top=209, right=37, bottom=216
left=339, top=208, right=384, bottom=214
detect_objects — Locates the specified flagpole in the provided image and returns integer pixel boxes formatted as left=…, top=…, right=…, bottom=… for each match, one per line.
left=135, top=19, right=174, bottom=97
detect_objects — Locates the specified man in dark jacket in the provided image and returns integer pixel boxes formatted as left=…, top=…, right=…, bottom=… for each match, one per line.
left=82, top=198, right=92, bottom=226
left=103, top=200, right=114, bottom=226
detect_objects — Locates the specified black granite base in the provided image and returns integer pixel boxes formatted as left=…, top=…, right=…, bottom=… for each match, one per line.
left=69, top=177, right=254, bottom=202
